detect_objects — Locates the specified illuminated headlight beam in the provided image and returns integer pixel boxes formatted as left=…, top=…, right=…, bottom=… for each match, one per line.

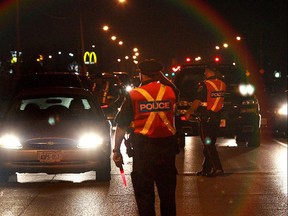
left=278, top=103, right=287, bottom=115
left=0, top=134, right=23, bottom=149
left=77, top=133, right=103, bottom=149
left=239, top=84, right=255, bottom=96
left=125, top=85, right=133, bottom=92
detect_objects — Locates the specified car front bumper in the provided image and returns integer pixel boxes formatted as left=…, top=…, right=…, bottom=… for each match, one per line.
left=0, top=148, right=110, bottom=174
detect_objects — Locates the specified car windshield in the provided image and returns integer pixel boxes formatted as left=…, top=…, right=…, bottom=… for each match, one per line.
left=6, top=95, right=103, bottom=121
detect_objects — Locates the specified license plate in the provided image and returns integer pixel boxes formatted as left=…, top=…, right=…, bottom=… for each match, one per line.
left=38, top=151, right=62, bottom=163
left=220, top=119, right=226, bottom=127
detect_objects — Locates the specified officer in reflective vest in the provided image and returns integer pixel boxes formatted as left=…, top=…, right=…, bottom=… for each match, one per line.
left=113, top=59, right=179, bottom=216
left=185, top=63, right=226, bottom=177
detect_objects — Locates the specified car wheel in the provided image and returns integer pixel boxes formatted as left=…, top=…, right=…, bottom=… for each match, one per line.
left=0, top=169, right=10, bottom=184
left=235, top=134, right=246, bottom=144
left=247, top=129, right=261, bottom=147
left=177, top=133, right=185, bottom=148
left=95, top=159, right=111, bottom=182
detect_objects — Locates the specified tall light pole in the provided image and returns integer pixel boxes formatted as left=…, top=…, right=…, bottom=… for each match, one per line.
left=16, top=0, right=21, bottom=80
left=79, top=0, right=86, bottom=74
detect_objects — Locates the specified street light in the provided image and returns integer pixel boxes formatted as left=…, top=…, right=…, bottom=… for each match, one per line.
left=103, top=25, right=109, bottom=31
left=223, top=43, right=229, bottom=48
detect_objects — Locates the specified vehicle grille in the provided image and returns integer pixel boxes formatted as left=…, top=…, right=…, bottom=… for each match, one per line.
left=24, top=138, right=77, bottom=150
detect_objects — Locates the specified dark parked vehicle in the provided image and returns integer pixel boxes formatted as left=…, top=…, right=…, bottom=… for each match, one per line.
left=0, top=87, right=111, bottom=183
left=173, top=63, right=261, bottom=147
left=94, top=72, right=130, bottom=127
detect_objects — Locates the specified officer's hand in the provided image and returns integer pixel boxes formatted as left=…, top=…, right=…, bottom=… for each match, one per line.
left=113, top=152, right=124, bottom=168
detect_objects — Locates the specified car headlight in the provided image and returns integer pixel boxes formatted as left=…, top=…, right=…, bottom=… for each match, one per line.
left=239, top=84, right=255, bottom=96
left=0, top=134, right=23, bottom=149
left=277, top=103, right=287, bottom=116
left=77, top=133, right=103, bottom=149
left=125, top=85, right=133, bottom=92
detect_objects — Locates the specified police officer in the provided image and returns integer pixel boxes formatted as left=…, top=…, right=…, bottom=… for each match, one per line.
left=113, top=59, right=179, bottom=216
left=185, top=63, right=226, bottom=177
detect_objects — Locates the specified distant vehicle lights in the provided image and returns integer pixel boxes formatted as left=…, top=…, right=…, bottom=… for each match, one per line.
left=239, top=84, right=255, bottom=96
left=277, top=103, right=287, bottom=116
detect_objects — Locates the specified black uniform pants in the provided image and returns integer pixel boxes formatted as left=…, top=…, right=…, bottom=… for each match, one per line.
left=199, top=113, right=223, bottom=172
left=131, top=134, right=177, bottom=216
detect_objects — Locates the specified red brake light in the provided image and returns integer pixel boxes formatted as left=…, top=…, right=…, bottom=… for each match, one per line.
left=101, top=105, right=109, bottom=109
left=181, top=116, right=186, bottom=121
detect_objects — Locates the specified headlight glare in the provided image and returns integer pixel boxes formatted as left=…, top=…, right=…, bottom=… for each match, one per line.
left=0, top=134, right=22, bottom=149
left=77, top=133, right=103, bottom=149
left=278, top=103, right=287, bottom=115
left=239, top=84, right=255, bottom=96
left=125, top=85, right=133, bottom=92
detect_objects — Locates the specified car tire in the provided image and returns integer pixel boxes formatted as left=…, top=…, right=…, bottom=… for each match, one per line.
left=0, top=169, right=10, bottom=184
left=177, top=133, right=185, bottom=148
left=235, top=134, right=245, bottom=143
left=95, top=159, right=111, bottom=182
left=247, top=129, right=261, bottom=147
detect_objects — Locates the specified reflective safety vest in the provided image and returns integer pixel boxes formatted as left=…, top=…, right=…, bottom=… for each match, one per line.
left=203, top=79, right=226, bottom=112
left=129, top=81, right=176, bottom=138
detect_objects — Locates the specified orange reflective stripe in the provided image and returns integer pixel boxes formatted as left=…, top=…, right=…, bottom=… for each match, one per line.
left=205, top=80, right=218, bottom=90
left=133, top=88, right=158, bottom=135
left=134, top=85, right=176, bottom=135
left=211, top=82, right=223, bottom=111
left=205, top=80, right=224, bottom=111
left=158, top=111, right=176, bottom=134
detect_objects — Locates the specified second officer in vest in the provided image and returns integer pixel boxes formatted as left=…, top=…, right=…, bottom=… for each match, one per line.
left=185, top=63, right=226, bottom=177
left=113, top=59, right=179, bottom=216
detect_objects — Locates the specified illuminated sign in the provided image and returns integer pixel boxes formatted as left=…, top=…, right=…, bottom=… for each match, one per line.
left=83, top=51, right=97, bottom=65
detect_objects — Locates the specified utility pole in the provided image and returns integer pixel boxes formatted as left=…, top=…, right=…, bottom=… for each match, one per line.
left=79, top=0, right=86, bottom=75
left=16, top=0, right=21, bottom=80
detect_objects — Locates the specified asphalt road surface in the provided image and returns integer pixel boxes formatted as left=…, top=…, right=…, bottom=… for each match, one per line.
left=0, top=131, right=287, bottom=216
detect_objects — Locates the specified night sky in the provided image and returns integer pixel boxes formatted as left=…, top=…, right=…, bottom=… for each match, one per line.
left=0, top=0, right=287, bottom=73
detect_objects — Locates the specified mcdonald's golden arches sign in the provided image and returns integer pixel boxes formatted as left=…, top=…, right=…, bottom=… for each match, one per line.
left=83, top=51, right=97, bottom=65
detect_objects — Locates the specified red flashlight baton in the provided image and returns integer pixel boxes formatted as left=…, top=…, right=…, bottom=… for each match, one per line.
left=119, top=165, right=127, bottom=187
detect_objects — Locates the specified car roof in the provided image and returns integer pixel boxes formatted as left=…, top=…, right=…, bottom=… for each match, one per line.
left=174, top=63, right=248, bottom=83
left=16, top=87, right=93, bottom=97
left=13, top=72, right=94, bottom=95
left=177, top=63, right=238, bottom=71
